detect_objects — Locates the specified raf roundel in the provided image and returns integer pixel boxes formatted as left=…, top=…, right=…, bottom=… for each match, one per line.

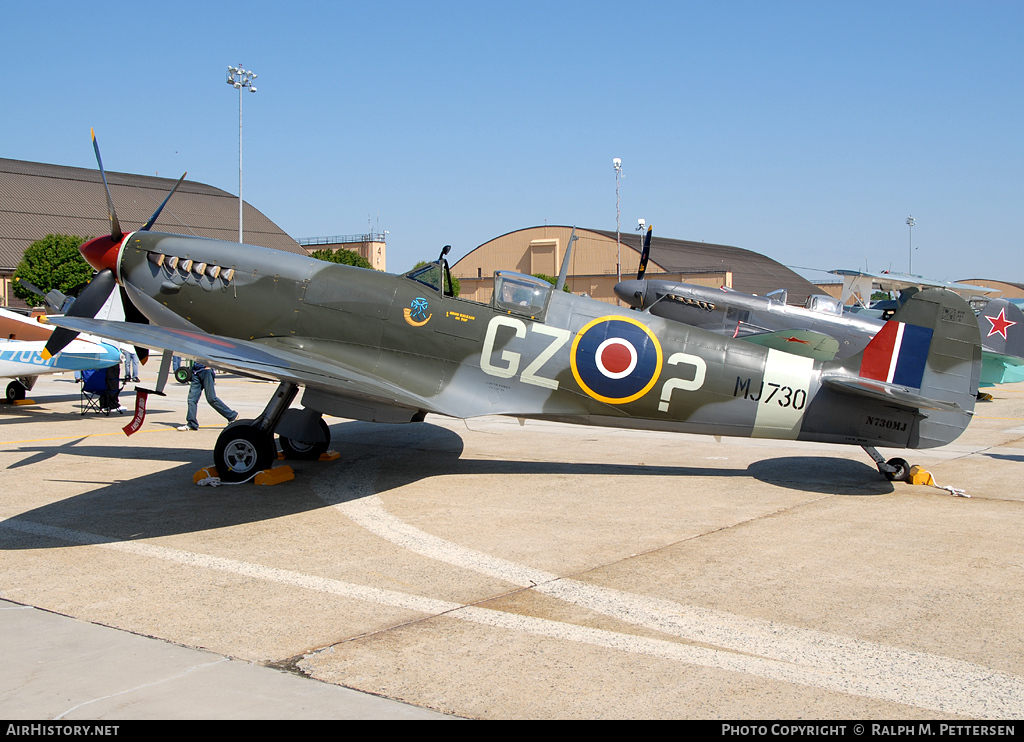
left=570, top=316, right=663, bottom=404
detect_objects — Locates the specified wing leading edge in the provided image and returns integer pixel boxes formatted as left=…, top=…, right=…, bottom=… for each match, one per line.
left=47, top=316, right=459, bottom=418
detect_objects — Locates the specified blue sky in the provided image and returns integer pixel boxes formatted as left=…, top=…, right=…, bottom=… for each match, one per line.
left=2, top=1, right=1022, bottom=281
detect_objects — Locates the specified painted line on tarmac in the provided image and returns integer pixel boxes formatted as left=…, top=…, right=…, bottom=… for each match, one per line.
left=7, top=514, right=1022, bottom=718
left=0, top=426, right=231, bottom=447
left=314, top=462, right=1024, bottom=718
left=0, top=518, right=456, bottom=616
left=8, top=514, right=1024, bottom=717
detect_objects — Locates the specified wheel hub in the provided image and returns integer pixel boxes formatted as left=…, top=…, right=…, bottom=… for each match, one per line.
left=223, top=438, right=259, bottom=473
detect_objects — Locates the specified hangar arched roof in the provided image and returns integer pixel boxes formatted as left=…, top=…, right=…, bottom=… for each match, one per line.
left=0, top=157, right=305, bottom=273
left=452, top=225, right=820, bottom=304
left=590, top=229, right=819, bottom=302
left=957, top=279, right=1024, bottom=299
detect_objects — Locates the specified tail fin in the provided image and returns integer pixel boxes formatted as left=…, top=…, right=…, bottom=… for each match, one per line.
left=819, top=288, right=981, bottom=448
left=978, top=298, right=1024, bottom=357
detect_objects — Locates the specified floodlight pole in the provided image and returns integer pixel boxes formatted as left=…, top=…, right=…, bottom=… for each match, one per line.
left=906, top=215, right=915, bottom=274
left=227, top=64, right=257, bottom=243
left=613, top=158, right=622, bottom=299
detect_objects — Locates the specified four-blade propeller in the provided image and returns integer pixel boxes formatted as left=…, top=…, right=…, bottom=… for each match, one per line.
left=42, top=132, right=185, bottom=361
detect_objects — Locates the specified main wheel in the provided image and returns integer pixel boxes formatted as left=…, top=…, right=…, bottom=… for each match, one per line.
left=883, top=457, right=911, bottom=482
left=6, top=380, right=26, bottom=402
left=214, top=421, right=276, bottom=482
left=279, top=418, right=331, bottom=460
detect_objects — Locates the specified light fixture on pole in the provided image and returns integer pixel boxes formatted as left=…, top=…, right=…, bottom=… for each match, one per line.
left=226, top=64, right=257, bottom=243
left=906, top=215, right=915, bottom=274
left=613, top=158, right=623, bottom=294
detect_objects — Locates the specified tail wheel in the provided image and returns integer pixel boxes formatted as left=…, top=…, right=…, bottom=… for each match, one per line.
left=214, top=421, right=276, bottom=482
left=883, top=457, right=911, bottom=482
left=280, top=418, right=331, bottom=460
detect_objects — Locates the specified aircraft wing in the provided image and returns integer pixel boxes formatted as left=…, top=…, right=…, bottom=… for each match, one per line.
left=831, top=269, right=998, bottom=306
left=737, top=328, right=841, bottom=361
left=0, top=308, right=53, bottom=342
left=47, top=316, right=460, bottom=417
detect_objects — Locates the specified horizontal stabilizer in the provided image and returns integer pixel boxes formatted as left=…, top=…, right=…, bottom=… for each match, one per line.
left=821, top=376, right=967, bottom=413
left=979, top=350, right=1024, bottom=387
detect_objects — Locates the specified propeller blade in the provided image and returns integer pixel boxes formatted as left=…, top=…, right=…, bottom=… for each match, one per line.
left=119, top=285, right=151, bottom=363
left=15, top=277, right=68, bottom=314
left=41, top=269, right=117, bottom=359
left=91, top=128, right=123, bottom=242
left=556, top=227, right=577, bottom=292
left=140, top=171, right=187, bottom=232
left=637, top=225, right=653, bottom=280
left=14, top=276, right=44, bottom=299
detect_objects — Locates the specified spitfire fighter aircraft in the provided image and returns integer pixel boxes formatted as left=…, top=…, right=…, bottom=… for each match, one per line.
left=616, top=232, right=1024, bottom=388
left=45, top=135, right=983, bottom=483
left=0, top=307, right=121, bottom=401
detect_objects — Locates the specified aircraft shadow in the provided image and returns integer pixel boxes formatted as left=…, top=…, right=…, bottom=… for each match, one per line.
left=983, top=452, right=1024, bottom=463
left=0, top=421, right=892, bottom=551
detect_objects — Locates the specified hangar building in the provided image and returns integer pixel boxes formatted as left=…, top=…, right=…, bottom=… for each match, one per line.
left=956, top=279, right=1024, bottom=300
left=451, top=226, right=822, bottom=305
left=0, top=157, right=307, bottom=307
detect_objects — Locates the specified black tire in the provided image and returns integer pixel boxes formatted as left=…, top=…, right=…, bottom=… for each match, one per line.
left=214, top=421, right=276, bottom=482
left=6, top=381, right=26, bottom=402
left=279, top=418, right=331, bottom=460
left=883, top=457, right=911, bottom=482
left=175, top=367, right=192, bottom=384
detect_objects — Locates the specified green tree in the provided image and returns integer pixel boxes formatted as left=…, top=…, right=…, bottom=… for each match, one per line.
left=13, top=234, right=95, bottom=307
left=410, top=261, right=460, bottom=297
left=532, top=273, right=571, bottom=292
left=309, top=247, right=375, bottom=270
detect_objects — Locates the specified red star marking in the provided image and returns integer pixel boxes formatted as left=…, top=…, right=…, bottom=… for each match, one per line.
left=985, top=308, right=1017, bottom=340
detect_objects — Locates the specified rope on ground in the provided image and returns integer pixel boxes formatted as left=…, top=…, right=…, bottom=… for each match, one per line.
left=932, top=479, right=969, bottom=498
left=196, top=472, right=258, bottom=487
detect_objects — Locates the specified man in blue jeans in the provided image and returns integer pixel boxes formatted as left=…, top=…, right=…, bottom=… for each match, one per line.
left=177, top=362, right=237, bottom=431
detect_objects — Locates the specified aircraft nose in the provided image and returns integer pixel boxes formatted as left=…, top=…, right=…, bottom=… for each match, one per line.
left=614, top=280, right=645, bottom=306
left=80, top=234, right=122, bottom=274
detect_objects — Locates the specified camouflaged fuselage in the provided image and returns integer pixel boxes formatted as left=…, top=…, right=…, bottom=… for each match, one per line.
left=114, top=231, right=979, bottom=450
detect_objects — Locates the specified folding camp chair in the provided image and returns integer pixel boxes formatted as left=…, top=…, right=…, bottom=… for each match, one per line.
left=81, top=367, right=124, bottom=415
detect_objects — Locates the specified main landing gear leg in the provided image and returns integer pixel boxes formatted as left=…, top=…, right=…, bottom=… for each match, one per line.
left=862, top=445, right=911, bottom=483
left=213, top=382, right=298, bottom=482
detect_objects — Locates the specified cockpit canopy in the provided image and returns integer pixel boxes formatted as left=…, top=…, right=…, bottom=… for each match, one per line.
left=493, top=271, right=553, bottom=317
left=804, top=294, right=843, bottom=315
left=405, top=262, right=444, bottom=292
left=404, top=264, right=554, bottom=317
